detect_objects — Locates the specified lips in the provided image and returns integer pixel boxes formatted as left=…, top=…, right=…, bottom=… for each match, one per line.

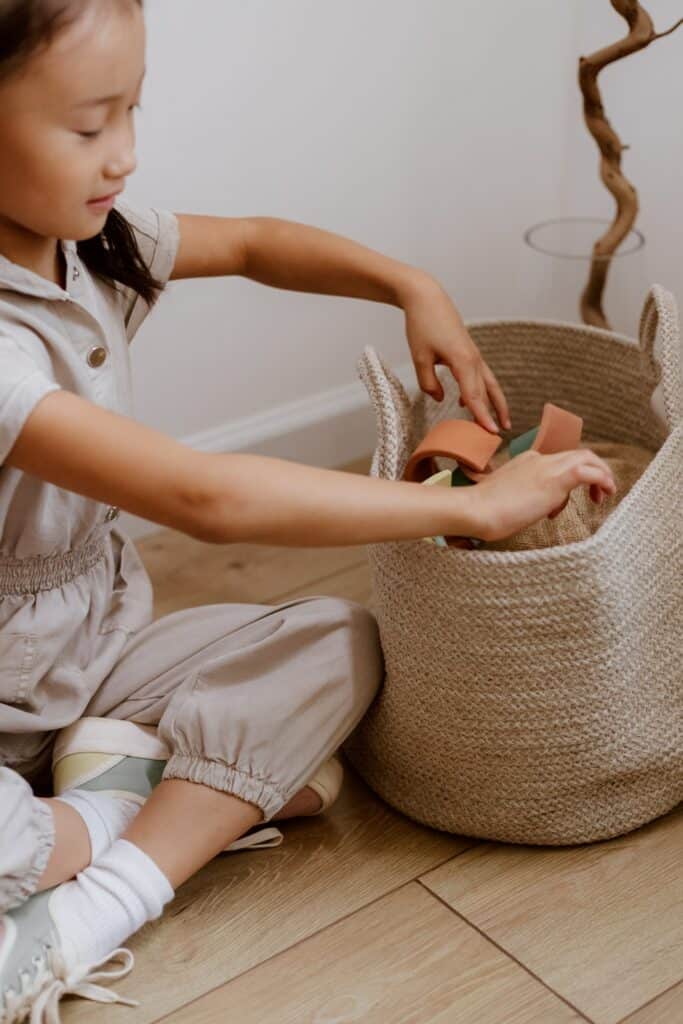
left=89, top=190, right=122, bottom=204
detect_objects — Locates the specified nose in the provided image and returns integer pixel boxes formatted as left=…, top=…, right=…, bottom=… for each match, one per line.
left=105, top=149, right=137, bottom=182
left=104, top=121, right=138, bottom=182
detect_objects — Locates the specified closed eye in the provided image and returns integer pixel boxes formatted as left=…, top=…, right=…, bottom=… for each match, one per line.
left=78, top=103, right=142, bottom=140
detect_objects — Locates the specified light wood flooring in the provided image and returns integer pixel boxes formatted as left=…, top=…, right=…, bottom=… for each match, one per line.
left=65, top=456, right=682, bottom=1024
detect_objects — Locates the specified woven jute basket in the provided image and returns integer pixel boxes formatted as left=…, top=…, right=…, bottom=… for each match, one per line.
left=342, top=284, right=683, bottom=846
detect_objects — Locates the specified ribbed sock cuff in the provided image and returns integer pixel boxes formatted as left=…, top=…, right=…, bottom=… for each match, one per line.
left=52, top=838, right=175, bottom=964
left=95, top=838, right=175, bottom=915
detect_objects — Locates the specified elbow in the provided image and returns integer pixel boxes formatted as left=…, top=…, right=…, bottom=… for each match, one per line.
left=179, top=452, right=242, bottom=545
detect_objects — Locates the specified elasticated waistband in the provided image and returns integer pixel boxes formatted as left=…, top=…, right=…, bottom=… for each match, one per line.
left=0, top=525, right=111, bottom=595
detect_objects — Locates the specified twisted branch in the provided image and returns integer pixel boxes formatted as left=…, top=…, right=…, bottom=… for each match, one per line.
left=578, top=1, right=683, bottom=328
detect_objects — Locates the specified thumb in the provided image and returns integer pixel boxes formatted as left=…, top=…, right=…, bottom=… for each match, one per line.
left=417, top=362, right=444, bottom=402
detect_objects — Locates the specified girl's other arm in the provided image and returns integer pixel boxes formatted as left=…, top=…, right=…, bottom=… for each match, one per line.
left=169, top=213, right=509, bottom=433
left=169, top=212, right=414, bottom=305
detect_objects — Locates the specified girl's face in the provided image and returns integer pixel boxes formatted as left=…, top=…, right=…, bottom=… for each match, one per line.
left=0, top=0, right=145, bottom=253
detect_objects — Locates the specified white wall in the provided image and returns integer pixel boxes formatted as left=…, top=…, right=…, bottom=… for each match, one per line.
left=120, top=0, right=682, bottom=538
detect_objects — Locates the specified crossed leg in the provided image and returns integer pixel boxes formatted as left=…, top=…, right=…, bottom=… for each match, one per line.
left=36, top=779, right=322, bottom=892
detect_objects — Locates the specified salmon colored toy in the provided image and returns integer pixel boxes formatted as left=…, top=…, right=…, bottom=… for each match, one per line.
left=404, top=403, right=584, bottom=549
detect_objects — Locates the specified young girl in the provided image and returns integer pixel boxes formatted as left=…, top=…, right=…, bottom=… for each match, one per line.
left=0, top=1, right=617, bottom=1019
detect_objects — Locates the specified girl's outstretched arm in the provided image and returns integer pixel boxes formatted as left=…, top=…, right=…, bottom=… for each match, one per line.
left=170, top=213, right=510, bottom=433
left=5, top=389, right=615, bottom=548
left=191, top=447, right=616, bottom=547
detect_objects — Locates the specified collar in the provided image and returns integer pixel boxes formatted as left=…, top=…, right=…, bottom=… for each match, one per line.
left=0, top=238, right=78, bottom=300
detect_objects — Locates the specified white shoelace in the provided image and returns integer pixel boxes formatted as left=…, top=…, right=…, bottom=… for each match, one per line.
left=3, top=945, right=138, bottom=1023
left=225, top=825, right=283, bottom=851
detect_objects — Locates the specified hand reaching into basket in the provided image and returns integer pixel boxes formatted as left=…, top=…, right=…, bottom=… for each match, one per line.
left=403, top=279, right=512, bottom=434
left=465, top=448, right=617, bottom=543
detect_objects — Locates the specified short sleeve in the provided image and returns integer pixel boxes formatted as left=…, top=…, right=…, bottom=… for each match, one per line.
left=0, top=336, right=61, bottom=466
left=113, top=196, right=180, bottom=344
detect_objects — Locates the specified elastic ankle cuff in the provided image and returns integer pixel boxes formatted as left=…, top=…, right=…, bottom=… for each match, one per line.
left=163, top=754, right=287, bottom=822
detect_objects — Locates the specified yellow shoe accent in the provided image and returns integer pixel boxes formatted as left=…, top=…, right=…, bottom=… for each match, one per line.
left=53, top=752, right=123, bottom=795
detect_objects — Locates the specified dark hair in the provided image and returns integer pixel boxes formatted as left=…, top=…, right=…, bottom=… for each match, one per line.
left=0, top=0, right=163, bottom=306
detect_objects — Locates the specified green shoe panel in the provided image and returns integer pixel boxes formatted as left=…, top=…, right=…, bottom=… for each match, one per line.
left=76, top=756, right=166, bottom=800
left=1, top=887, right=138, bottom=1017
left=1, top=889, right=58, bottom=1014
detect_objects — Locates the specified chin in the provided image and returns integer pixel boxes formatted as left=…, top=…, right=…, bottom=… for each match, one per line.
left=73, top=211, right=112, bottom=240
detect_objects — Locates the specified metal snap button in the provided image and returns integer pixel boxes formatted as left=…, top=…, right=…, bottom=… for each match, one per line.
left=87, top=346, right=107, bottom=368
left=72, top=266, right=80, bottom=280
left=105, top=506, right=119, bottom=521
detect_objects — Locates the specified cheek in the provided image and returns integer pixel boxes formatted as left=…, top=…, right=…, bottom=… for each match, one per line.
left=14, top=127, right=91, bottom=195
left=0, top=123, right=94, bottom=229
left=0, top=135, right=38, bottom=212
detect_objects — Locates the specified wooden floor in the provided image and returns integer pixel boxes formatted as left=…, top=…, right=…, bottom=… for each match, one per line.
left=66, top=457, right=682, bottom=1024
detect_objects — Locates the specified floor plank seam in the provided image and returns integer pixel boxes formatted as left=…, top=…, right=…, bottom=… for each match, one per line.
left=265, top=559, right=370, bottom=605
left=615, top=976, right=683, bottom=1024
left=149, top=845, right=486, bottom=1024
left=150, top=876, right=432, bottom=1024
left=411, top=835, right=481, bottom=868
left=413, top=841, right=482, bottom=876
left=415, top=879, right=596, bottom=1024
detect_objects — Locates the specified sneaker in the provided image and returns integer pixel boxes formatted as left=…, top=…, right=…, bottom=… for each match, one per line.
left=304, top=753, right=344, bottom=813
left=52, top=717, right=167, bottom=806
left=0, top=887, right=137, bottom=1023
left=52, top=718, right=344, bottom=853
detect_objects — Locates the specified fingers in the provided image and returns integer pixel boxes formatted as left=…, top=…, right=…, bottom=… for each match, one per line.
left=414, top=357, right=444, bottom=403
left=567, top=448, right=616, bottom=489
left=481, top=362, right=512, bottom=430
left=561, top=455, right=616, bottom=503
left=422, top=352, right=510, bottom=433
left=457, top=361, right=500, bottom=433
left=516, top=448, right=616, bottom=509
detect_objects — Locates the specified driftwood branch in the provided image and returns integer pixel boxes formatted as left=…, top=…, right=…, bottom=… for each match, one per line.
left=578, top=1, right=683, bottom=328
left=653, top=16, right=683, bottom=40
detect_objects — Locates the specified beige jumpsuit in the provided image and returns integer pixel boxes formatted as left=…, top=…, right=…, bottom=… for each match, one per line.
left=0, top=197, right=383, bottom=912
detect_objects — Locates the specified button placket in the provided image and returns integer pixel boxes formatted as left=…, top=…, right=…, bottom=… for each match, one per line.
left=58, top=246, right=116, bottom=523
left=62, top=243, right=81, bottom=296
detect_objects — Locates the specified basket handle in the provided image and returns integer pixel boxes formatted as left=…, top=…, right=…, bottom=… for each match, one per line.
left=638, top=284, right=683, bottom=431
left=357, top=346, right=415, bottom=479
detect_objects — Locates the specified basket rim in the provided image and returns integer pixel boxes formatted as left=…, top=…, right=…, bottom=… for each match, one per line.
left=462, top=317, right=638, bottom=348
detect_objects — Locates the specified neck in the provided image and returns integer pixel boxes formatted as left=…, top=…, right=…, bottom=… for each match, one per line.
left=0, top=215, right=64, bottom=288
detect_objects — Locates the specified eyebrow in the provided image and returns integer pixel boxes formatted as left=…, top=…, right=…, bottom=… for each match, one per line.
left=71, top=68, right=146, bottom=109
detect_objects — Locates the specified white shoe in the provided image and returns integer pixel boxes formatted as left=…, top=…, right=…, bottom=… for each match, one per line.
left=0, top=887, right=137, bottom=1023
left=305, top=753, right=345, bottom=812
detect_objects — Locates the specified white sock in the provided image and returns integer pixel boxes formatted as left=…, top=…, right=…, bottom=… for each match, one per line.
left=55, top=789, right=142, bottom=862
left=50, top=838, right=174, bottom=963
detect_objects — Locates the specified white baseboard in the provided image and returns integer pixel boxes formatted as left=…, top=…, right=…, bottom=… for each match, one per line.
left=120, top=359, right=419, bottom=540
